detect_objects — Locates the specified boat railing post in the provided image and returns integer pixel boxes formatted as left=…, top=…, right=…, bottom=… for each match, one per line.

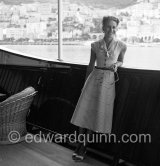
left=58, top=0, right=63, bottom=61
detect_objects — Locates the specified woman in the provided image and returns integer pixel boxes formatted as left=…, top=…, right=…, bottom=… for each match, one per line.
left=70, top=16, right=127, bottom=161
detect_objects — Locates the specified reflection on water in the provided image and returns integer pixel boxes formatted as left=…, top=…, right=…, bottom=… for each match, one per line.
left=1, top=44, right=160, bottom=70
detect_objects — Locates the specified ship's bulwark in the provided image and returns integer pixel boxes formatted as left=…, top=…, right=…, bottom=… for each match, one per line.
left=0, top=49, right=160, bottom=166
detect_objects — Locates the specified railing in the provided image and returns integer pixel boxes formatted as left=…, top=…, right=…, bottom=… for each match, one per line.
left=0, top=48, right=160, bottom=165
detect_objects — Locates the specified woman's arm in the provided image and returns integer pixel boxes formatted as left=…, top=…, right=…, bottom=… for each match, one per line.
left=111, top=45, right=127, bottom=72
left=85, top=49, right=96, bottom=80
left=116, top=45, right=127, bottom=66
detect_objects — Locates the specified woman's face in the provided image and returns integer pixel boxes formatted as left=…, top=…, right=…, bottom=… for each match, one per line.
left=103, top=20, right=118, bottom=39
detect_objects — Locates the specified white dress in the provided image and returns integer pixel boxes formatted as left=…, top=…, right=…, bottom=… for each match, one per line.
left=70, top=38, right=126, bottom=133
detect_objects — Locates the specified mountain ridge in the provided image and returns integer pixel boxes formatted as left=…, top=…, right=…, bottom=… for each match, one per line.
left=0, top=0, right=55, bottom=5
left=0, top=0, right=138, bottom=8
left=69, top=0, right=138, bottom=9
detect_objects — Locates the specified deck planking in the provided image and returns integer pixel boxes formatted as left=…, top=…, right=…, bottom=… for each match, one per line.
left=0, top=141, right=109, bottom=166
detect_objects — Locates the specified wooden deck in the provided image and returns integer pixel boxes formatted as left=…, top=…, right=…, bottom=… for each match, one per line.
left=0, top=141, right=108, bottom=166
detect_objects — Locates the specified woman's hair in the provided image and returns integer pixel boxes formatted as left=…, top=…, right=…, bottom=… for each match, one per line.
left=102, top=16, right=120, bottom=29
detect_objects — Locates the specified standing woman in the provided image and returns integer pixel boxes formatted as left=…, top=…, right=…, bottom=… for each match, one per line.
left=71, top=16, right=127, bottom=161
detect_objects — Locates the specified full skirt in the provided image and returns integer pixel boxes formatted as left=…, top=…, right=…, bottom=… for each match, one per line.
left=70, top=68, right=115, bottom=133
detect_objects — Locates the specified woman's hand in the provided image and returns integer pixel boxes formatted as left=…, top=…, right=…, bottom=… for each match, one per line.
left=110, top=63, right=118, bottom=72
left=110, top=61, right=123, bottom=72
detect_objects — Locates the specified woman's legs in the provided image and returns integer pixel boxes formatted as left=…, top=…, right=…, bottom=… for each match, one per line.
left=72, top=127, right=93, bottom=161
left=73, top=127, right=86, bottom=156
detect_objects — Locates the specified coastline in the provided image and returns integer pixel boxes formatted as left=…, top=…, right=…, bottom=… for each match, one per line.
left=0, top=41, right=160, bottom=47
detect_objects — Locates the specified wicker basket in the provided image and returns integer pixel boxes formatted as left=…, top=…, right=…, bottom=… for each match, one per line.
left=0, top=90, right=37, bottom=144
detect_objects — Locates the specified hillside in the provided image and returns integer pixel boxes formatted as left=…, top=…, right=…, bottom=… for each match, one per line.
left=0, top=0, right=138, bottom=8
left=69, top=0, right=138, bottom=9
left=0, top=0, right=56, bottom=5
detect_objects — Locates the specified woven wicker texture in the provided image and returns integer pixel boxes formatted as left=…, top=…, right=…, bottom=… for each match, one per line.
left=0, top=87, right=37, bottom=144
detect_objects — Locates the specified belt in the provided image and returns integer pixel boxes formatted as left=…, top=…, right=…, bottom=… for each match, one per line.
left=95, top=66, right=113, bottom=71
left=95, top=66, right=119, bottom=84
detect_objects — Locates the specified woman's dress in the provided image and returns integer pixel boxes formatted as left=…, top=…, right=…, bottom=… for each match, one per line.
left=71, top=38, right=126, bottom=133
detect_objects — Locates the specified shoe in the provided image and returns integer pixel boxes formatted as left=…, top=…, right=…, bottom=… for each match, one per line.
left=72, top=152, right=78, bottom=160
left=72, top=143, right=82, bottom=160
left=73, top=150, right=87, bottom=162
left=73, top=144, right=87, bottom=162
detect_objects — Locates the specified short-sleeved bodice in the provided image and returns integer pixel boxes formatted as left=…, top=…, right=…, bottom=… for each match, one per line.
left=91, top=38, right=126, bottom=68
